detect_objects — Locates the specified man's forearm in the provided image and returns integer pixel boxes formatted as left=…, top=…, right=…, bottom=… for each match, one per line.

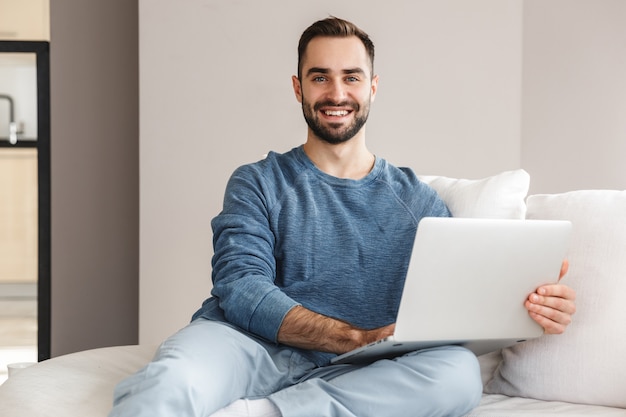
left=277, top=305, right=394, bottom=354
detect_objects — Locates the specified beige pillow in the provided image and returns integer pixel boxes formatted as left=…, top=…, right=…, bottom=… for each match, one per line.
left=484, top=190, right=626, bottom=408
left=419, top=169, right=529, bottom=219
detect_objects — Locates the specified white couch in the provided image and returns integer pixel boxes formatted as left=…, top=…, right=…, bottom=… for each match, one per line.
left=1, top=170, right=625, bottom=417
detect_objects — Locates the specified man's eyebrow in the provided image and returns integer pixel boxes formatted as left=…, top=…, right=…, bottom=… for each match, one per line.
left=305, top=67, right=330, bottom=76
left=305, top=67, right=367, bottom=76
left=342, top=67, right=366, bottom=75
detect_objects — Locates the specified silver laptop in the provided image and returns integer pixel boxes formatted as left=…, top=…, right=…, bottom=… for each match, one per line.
left=331, top=217, right=572, bottom=365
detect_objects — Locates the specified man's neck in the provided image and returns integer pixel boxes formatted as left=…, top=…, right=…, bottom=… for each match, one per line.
left=303, top=133, right=375, bottom=180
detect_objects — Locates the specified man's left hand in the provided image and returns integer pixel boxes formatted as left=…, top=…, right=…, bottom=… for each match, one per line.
left=525, top=260, right=576, bottom=334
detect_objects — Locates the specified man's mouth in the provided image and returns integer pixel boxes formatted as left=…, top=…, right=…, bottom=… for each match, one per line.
left=315, top=101, right=358, bottom=119
left=323, top=109, right=350, bottom=117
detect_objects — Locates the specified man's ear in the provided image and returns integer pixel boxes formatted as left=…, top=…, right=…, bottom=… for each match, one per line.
left=370, top=74, right=379, bottom=102
left=292, top=75, right=303, bottom=103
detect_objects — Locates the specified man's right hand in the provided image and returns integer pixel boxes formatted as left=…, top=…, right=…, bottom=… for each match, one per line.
left=277, top=305, right=395, bottom=354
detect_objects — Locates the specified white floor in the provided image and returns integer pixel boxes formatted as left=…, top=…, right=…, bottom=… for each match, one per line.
left=0, top=289, right=38, bottom=384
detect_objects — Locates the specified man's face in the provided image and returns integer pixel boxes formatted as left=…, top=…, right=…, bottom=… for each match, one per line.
left=293, top=36, right=378, bottom=144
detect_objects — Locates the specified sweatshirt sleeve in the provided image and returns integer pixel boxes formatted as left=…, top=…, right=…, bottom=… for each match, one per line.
left=210, top=165, right=299, bottom=343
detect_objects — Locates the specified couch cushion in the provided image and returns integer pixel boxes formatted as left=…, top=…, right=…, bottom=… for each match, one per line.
left=484, top=190, right=626, bottom=408
left=419, top=169, right=530, bottom=219
left=465, top=394, right=626, bottom=416
left=0, top=345, right=158, bottom=417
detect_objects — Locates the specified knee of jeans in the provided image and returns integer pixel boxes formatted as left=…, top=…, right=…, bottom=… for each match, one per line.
left=115, top=356, right=228, bottom=415
left=401, top=346, right=482, bottom=413
left=430, top=347, right=483, bottom=412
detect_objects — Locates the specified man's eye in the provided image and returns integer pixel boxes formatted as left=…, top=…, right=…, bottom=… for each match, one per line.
left=313, top=76, right=326, bottom=82
left=346, top=76, right=359, bottom=82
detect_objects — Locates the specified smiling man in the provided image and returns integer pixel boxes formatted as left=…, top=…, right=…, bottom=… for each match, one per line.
left=108, top=17, right=576, bottom=417
left=296, top=36, right=376, bottom=146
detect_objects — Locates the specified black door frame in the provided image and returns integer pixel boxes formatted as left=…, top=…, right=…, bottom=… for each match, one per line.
left=0, top=41, right=51, bottom=361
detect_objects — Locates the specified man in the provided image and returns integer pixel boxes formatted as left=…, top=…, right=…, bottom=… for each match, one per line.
left=109, top=17, right=575, bottom=417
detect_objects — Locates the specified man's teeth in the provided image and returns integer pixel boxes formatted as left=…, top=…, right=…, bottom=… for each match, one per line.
left=324, top=110, right=349, bottom=116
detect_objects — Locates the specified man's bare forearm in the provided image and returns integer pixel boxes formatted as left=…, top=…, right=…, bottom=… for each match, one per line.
left=277, top=305, right=395, bottom=354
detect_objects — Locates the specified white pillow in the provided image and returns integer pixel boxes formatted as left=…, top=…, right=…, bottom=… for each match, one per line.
left=484, top=190, right=626, bottom=408
left=419, top=169, right=530, bottom=219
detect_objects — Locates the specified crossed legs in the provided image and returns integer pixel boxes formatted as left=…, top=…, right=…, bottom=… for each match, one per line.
left=109, top=319, right=481, bottom=417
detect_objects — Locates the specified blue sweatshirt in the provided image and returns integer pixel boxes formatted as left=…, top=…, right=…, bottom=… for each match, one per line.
left=192, top=146, right=450, bottom=366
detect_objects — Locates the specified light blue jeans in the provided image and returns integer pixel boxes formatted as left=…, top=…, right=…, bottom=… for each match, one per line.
left=109, top=319, right=482, bottom=417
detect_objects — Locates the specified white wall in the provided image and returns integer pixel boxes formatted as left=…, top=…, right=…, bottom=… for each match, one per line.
left=39, top=0, right=624, bottom=351
left=521, top=0, right=626, bottom=194
left=139, top=0, right=523, bottom=344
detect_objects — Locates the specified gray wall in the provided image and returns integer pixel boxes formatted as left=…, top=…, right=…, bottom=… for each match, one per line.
left=50, top=0, right=139, bottom=356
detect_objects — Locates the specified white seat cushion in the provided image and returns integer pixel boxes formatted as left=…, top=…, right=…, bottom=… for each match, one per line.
left=0, top=345, right=157, bottom=417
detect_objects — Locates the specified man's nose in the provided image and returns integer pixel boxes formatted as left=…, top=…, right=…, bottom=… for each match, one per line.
left=327, top=79, right=348, bottom=103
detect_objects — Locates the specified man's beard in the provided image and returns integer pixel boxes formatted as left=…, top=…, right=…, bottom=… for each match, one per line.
left=301, top=98, right=370, bottom=145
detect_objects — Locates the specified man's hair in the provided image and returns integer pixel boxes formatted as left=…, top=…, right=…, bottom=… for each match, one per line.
left=297, top=17, right=375, bottom=79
